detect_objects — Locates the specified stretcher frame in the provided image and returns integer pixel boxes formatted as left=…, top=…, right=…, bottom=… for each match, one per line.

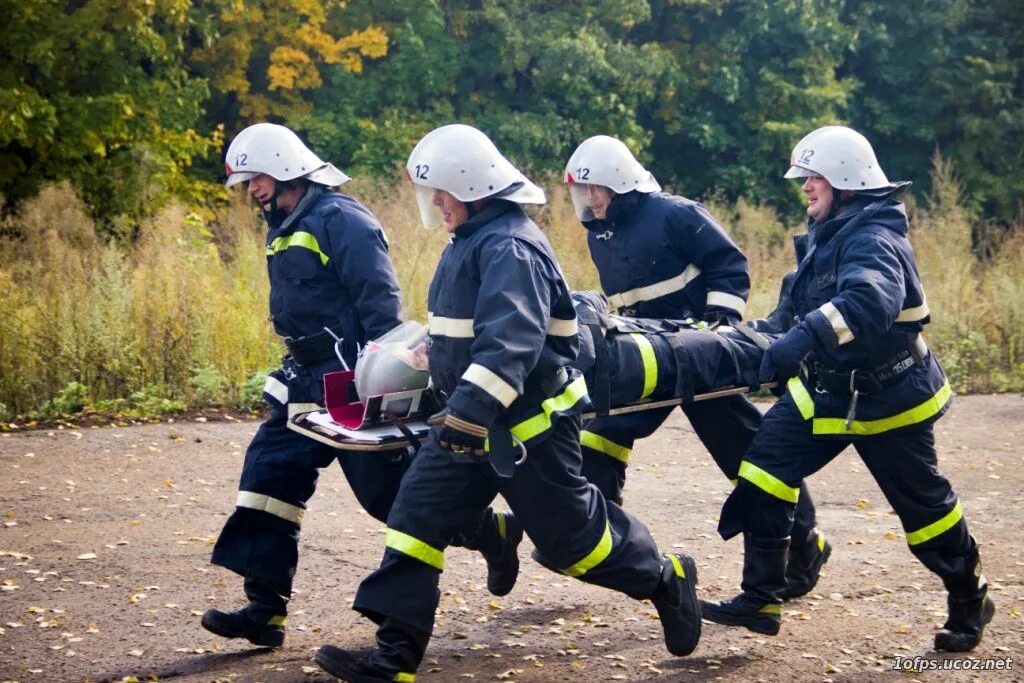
left=287, top=383, right=776, bottom=453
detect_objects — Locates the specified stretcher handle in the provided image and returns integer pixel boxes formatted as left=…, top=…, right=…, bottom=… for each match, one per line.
left=584, top=383, right=777, bottom=419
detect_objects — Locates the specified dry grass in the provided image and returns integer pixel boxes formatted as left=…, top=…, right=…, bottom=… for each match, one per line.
left=0, top=167, right=1020, bottom=418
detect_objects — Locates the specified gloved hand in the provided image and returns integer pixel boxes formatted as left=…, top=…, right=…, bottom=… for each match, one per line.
left=428, top=408, right=488, bottom=456
left=704, top=308, right=741, bottom=326
left=758, top=323, right=817, bottom=384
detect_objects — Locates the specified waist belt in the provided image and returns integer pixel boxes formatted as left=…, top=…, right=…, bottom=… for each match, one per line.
left=807, top=336, right=929, bottom=396
left=284, top=325, right=345, bottom=367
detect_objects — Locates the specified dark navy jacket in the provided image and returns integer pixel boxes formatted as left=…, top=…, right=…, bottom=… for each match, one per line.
left=584, top=192, right=750, bottom=321
left=784, top=189, right=951, bottom=435
left=427, top=202, right=583, bottom=441
left=264, top=185, right=402, bottom=366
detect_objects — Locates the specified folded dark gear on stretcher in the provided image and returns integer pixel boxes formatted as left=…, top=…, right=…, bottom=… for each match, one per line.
left=287, top=290, right=779, bottom=451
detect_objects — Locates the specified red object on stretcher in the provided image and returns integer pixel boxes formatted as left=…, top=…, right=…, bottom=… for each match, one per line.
left=323, top=369, right=430, bottom=430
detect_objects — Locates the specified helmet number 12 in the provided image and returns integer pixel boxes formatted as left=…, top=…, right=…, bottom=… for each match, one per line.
left=235, top=153, right=248, bottom=167
left=575, top=167, right=590, bottom=180
left=414, top=164, right=430, bottom=180
left=797, top=148, right=814, bottom=165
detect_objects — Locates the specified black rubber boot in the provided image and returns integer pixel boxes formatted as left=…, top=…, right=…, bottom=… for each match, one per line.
left=782, top=528, right=832, bottom=600
left=201, top=578, right=287, bottom=647
left=935, top=552, right=995, bottom=652
left=701, top=535, right=789, bottom=636
left=316, top=618, right=428, bottom=682
left=651, top=553, right=701, bottom=656
left=454, top=509, right=523, bottom=597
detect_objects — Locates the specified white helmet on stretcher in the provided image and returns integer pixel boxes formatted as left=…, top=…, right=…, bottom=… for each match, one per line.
left=224, top=123, right=350, bottom=188
left=406, top=123, right=546, bottom=229
left=354, top=321, right=431, bottom=400
left=784, top=125, right=889, bottom=191
left=564, top=135, right=661, bottom=221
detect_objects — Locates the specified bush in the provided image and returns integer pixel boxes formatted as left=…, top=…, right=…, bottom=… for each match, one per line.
left=43, top=381, right=89, bottom=416
left=190, top=365, right=230, bottom=407
left=236, top=369, right=271, bottom=412
left=130, top=384, right=186, bottom=416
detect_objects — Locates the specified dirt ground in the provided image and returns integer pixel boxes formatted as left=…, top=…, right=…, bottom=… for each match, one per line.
left=1, top=395, right=1022, bottom=683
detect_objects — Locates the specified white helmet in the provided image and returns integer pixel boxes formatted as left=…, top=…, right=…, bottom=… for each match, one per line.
left=784, top=125, right=889, bottom=190
left=564, top=135, right=661, bottom=221
left=354, top=321, right=430, bottom=400
left=224, top=123, right=350, bottom=188
left=406, top=123, right=546, bottom=229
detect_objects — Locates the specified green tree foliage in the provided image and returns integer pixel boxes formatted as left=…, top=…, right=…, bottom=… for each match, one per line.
left=0, top=0, right=213, bottom=228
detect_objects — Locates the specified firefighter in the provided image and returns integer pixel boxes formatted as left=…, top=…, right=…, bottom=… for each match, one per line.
left=702, top=126, right=993, bottom=652
left=314, top=124, right=702, bottom=682
left=565, top=135, right=830, bottom=599
left=202, top=123, right=517, bottom=649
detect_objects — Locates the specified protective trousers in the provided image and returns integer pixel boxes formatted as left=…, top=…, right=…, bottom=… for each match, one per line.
left=352, top=415, right=665, bottom=670
left=211, top=357, right=410, bottom=611
left=581, top=395, right=819, bottom=545
left=719, top=393, right=975, bottom=584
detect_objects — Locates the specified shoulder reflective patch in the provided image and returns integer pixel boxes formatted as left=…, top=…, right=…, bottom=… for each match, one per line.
left=819, top=301, right=854, bottom=345
left=263, top=376, right=289, bottom=405
left=562, top=521, right=612, bottom=577
left=906, top=499, right=963, bottom=546
left=627, top=333, right=658, bottom=399
left=706, top=291, right=747, bottom=317
left=463, top=363, right=519, bottom=407
left=236, top=491, right=305, bottom=525
left=266, top=231, right=330, bottom=266
left=510, top=376, right=588, bottom=443
left=738, top=461, right=800, bottom=503
left=606, top=263, right=702, bottom=309
left=812, top=380, right=952, bottom=436
left=385, top=528, right=444, bottom=571
left=581, top=430, right=632, bottom=464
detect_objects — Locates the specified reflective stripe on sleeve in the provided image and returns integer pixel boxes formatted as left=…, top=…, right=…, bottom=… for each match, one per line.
left=906, top=500, right=963, bottom=546
left=287, top=402, right=321, bottom=418
left=737, top=461, right=800, bottom=503
left=385, top=528, right=444, bottom=571
left=266, top=231, right=330, bottom=266
left=427, top=314, right=475, bottom=338
left=263, top=376, right=289, bottom=405
left=819, top=302, right=854, bottom=345
left=706, top=291, right=747, bottom=317
left=463, top=363, right=519, bottom=407
left=236, top=491, right=305, bottom=525
left=562, top=521, right=613, bottom=577
left=606, top=263, right=702, bottom=309
left=581, top=430, right=631, bottom=464
left=812, top=380, right=952, bottom=436
left=896, top=300, right=929, bottom=322
left=547, top=317, right=579, bottom=337
left=510, top=376, right=588, bottom=443
left=627, top=333, right=658, bottom=399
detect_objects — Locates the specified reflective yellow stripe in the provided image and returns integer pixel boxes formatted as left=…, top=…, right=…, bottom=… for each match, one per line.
left=906, top=500, right=963, bottom=546
left=759, top=603, right=782, bottom=615
left=738, top=461, right=800, bottom=503
left=266, top=231, right=329, bottom=266
left=667, top=554, right=685, bottom=578
left=812, top=380, right=952, bottom=436
left=385, top=529, right=444, bottom=571
left=509, top=376, right=588, bottom=442
left=236, top=491, right=305, bottom=525
left=628, top=333, right=658, bottom=399
left=563, top=521, right=612, bottom=577
left=395, top=673, right=416, bottom=682
left=267, top=615, right=287, bottom=626
left=816, top=530, right=826, bottom=552
left=788, top=377, right=814, bottom=420
left=495, top=511, right=507, bottom=540
left=580, top=430, right=631, bottom=464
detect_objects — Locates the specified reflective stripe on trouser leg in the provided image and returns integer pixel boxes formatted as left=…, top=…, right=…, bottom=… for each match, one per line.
left=500, top=416, right=663, bottom=600
left=385, top=528, right=444, bottom=571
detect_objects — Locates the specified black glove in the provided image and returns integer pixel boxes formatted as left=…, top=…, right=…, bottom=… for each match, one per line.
left=703, top=308, right=741, bottom=326
left=428, top=408, right=488, bottom=456
left=758, top=323, right=817, bottom=384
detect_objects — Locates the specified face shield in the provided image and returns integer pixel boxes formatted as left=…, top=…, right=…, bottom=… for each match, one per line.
left=354, top=321, right=431, bottom=400
left=568, top=183, right=615, bottom=222
left=413, top=184, right=445, bottom=230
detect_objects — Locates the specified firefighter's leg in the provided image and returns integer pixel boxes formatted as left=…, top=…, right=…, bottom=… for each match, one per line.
left=206, top=393, right=340, bottom=646
left=506, top=416, right=701, bottom=656
left=323, top=432, right=498, bottom=680
left=856, top=426, right=992, bottom=652
left=703, top=395, right=846, bottom=635
left=451, top=506, right=524, bottom=597
left=682, top=395, right=830, bottom=599
left=580, top=407, right=673, bottom=505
